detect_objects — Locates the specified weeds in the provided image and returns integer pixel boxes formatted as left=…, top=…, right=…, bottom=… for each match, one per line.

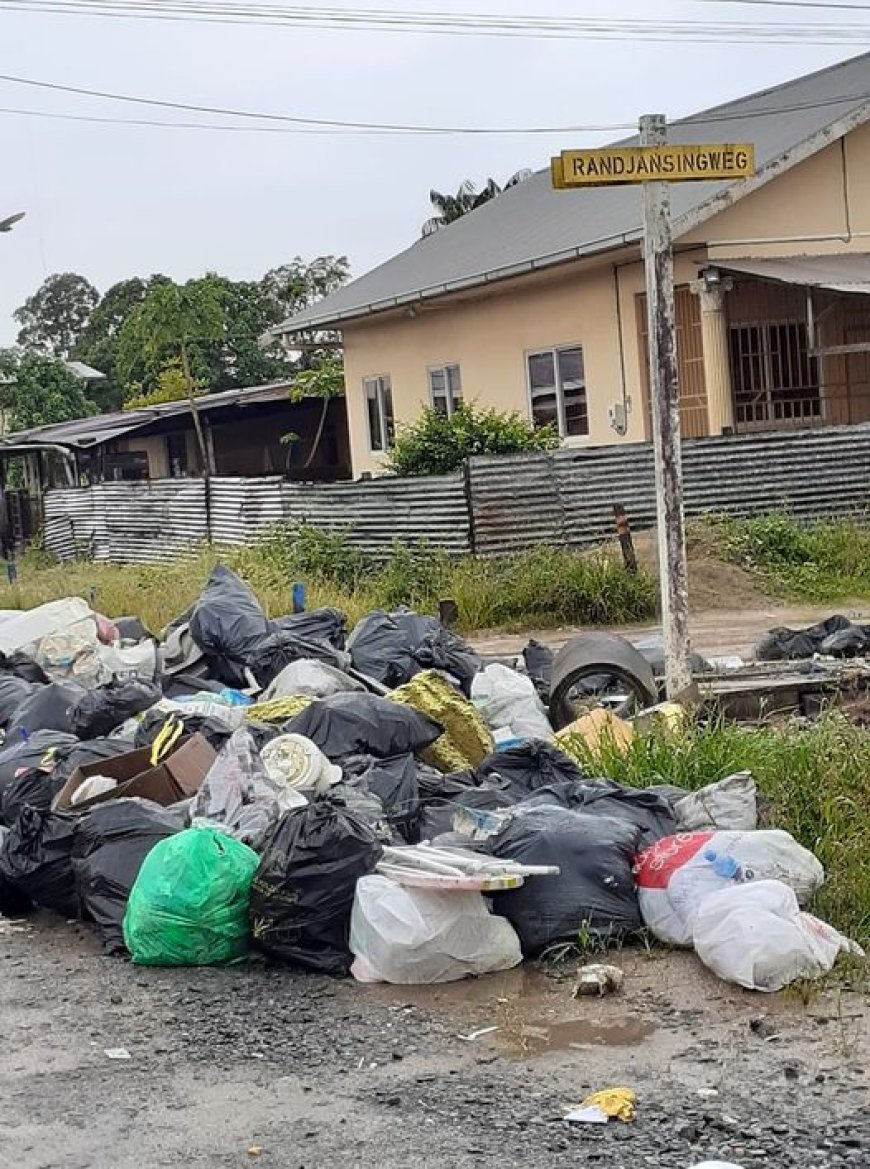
left=570, top=712, right=870, bottom=948
left=0, top=524, right=658, bottom=636
left=699, top=512, right=870, bottom=602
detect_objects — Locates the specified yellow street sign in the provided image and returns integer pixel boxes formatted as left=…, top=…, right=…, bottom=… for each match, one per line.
left=551, top=143, right=755, bottom=188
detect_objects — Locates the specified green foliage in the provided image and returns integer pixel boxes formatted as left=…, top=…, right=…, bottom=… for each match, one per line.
left=14, top=272, right=99, bottom=357
left=701, top=513, right=870, bottom=602
left=116, top=279, right=225, bottom=394
left=567, top=713, right=870, bottom=947
left=388, top=402, right=559, bottom=477
left=0, top=354, right=97, bottom=430
left=288, top=351, right=345, bottom=404
left=124, top=361, right=207, bottom=410
left=422, top=170, right=532, bottom=236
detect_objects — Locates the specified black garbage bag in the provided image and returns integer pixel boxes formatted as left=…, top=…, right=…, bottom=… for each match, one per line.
left=755, top=615, right=870, bottom=662
left=51, top=738, right=138, bottom=787
left=0, top=650, right=50, bottom=685
left=134, top=708, right=234, bottom=752
left=272, top=608, right=347, bottom=651
left=189, top=564, right=272, bottom=686
left=6, top=682, right=87, bottom=740
left=518, top=777, right=678, bottom=848
left=72, top=797, right=184, bottom=954
left=476, top=741, right=585, bottom=798
left=249, top=800, right=382, bottom=974
left=0, top=823, right=32, bottom=915
left=632, top=635, right=713, bottom=678
left=249, top=627, right=348, bottom=689
left=0, top=806, right=80, bottom=917
left=0, top=768, right=58, bottom=826
left=418, top=781, right=517, bottom=840
left=0, top=732, right=79, bottom=818
left=69, top=679, right=161, bottom=739
left=347, top=609, right=480, bottom=695
left=339, top=753, right=421, bottom=842
left=113, top=616, right=154, bottom=643
left=0, top=676, right=41, bottom=729
left=489, top=806, right=643, bottom=954
left=284, top=693, right=442, bottom=760
left=522, top=640, right=555, bottom=703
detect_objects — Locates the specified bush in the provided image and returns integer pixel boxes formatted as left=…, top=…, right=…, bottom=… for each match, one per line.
left=387, top=403, right=559, bottom=477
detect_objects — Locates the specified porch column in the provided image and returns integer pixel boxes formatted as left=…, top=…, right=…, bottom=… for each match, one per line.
left=691, top=269, right=735, bottom=435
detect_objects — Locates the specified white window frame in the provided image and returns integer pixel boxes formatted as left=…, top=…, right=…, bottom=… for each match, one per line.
left=525, top=344, right=588, bottom=439
left=427, top=363, right=463, bottom=418
left=363, top=374, right=394, bottom=452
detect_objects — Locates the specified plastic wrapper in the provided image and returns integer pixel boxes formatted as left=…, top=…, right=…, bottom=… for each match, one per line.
left=489, top=805, right=643, bottom=954
left=249, top=800, right=382, bottom=974
left=471, top=663, right=554, bottom=741
left=123, top=826, right=259, bottom=966
left=72, top=797, right=184, bottom=954
left=191, top=728, right=294, bottom=851
left=0, top=806, right=80, bottom=917
left=68, top=678, right=161, bottom=739
left=634, top=829, right=826, bottom=946
left=418, top=781, right=517, bottom=841
left=693, top=880, right=863, bottom=991
left=347, top=609, right=480, bottom=695
left=389, top=671, right=494, bottom=772
left=262, top=658, right=363, bottom=702
left=284, top=693, right=442, bottom=760
left=350, top=874, right=523, bottom=984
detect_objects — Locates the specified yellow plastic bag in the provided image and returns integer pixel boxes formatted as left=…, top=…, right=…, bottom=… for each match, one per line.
left=556, top=708, right=634, bottom=759
left=389, top=671, right=494, bottom=773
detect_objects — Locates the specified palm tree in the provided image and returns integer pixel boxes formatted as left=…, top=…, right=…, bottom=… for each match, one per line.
left=421, top=170, right=532, bottom=236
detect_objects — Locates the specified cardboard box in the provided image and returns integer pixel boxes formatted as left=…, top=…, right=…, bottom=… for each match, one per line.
left=53, top=733, right=217, bottom=813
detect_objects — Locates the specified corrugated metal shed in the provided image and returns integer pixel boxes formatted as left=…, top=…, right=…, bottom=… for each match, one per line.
left=271, top=53, right=870, bottom=334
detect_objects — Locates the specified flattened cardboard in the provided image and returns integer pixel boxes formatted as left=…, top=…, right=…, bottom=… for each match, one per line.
left=53, top=733, right=217, bottom=813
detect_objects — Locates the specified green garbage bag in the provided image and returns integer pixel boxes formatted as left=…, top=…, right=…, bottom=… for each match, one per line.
left=122, top=827, right=259, bottom=966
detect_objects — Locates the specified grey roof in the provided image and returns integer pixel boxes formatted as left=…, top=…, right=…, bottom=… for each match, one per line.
left=0, top=380, right=296, bottom=452
left=271, top=52, right=870, bottom=335
left=64, top=360, right=106, bottom=381
left=720, top=254, right=870, bottom=294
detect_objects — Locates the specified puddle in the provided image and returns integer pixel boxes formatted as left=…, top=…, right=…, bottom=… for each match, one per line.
left=498, top=1015, right=657, bottom=1056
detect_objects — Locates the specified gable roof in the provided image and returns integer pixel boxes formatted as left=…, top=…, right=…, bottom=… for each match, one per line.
left=271, top=52, right=870, bottom=336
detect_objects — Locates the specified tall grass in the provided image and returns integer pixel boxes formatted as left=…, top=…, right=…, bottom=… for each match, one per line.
left=566, top=713, right=870, bottom=946
left=699, top=513, right=870, bottom=603
left=0, top=525, right=658, bottom=635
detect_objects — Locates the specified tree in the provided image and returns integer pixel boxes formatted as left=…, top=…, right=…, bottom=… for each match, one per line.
left=116, top=281, right=224, bottom=474
left=1, top=353, right=97, bottom=431
left=194, top=274, right=294, bottom=390
left=387, top=402, right=559, bottom=477
left=286, top=351, right=345, bottom=469
left=14, top=272, right=99, bottom=357
left=421, top=170, right=532, bottom=236
left=260, top=255, right=350, bottom=364
left=123, top=359, right=207, bottom=410
left=73, top=274, right=171, bottom=411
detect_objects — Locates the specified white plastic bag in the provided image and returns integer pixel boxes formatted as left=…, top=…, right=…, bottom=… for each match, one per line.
left=471, top=663, right=553, bottom=741
left=693, top=880, right=862, bottom=991
left=350, top=873, right=523, bottom=984
left=634, top=829, right=825, bottom=946
left=673, top=772, right=757, bottom=832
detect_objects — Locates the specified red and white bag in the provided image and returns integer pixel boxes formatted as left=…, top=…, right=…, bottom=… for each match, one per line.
left=633, top=829, right=824, bottom=946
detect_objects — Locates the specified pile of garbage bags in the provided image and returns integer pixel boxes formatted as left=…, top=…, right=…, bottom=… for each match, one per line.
left=0, top=566, right=860, bottom=993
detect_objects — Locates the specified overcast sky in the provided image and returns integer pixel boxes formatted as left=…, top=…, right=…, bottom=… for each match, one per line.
left=0, top=1, right=865, bottom=345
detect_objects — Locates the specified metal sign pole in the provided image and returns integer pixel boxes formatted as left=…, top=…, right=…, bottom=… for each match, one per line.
left=639, top=113, right=693, bottom=699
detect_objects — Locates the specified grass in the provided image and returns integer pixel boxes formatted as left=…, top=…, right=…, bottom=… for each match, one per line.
left=564, top=713, right=870, bottom=949
left=0, top=525, right=658, bottom=636
left=698, top=512, right=870, bottom=603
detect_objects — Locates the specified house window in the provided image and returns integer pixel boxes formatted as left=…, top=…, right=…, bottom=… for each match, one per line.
left=729, top=322, right=820, bottom=427
left=104, top=451, right=149, bottom=482
left=428, top=364, right=462, bottom=417
left=166, top=432, right=188, bottom=478
left=364, top=375, right=395, bottom=452
left=527, top=345, right=588, bottom=437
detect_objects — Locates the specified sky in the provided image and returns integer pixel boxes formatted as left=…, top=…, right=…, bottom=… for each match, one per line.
left=0, top=0, right=867, bottom=345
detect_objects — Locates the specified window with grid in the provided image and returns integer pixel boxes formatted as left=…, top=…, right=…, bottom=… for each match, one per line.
left=527, top=345, right=588, bottom=437
left=428, top=364, right=462, bottom=418
left=729, top=322, right=820, bottom=426
left=363, top=375, right=395, bottom=452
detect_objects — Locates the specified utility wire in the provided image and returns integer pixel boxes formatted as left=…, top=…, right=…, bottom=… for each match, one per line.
left=3, top=0, right=870, bottom=42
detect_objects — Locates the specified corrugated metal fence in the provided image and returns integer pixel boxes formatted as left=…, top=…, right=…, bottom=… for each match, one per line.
left=41, top=423, right=870, bottom=563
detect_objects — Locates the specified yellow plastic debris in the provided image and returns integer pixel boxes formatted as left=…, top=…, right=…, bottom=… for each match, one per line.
left=577, top=1086, right=636, bottom=1122
left=556, top=707, right=634, bottom=759
left=632, top=701, right=689, bottom=737
left=389, top=670, right=494, bottom=773
left=245, top=694, right=312, bottom=724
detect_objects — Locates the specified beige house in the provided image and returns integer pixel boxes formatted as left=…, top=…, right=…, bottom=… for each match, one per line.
left=271, top=54, right=870, bottom=478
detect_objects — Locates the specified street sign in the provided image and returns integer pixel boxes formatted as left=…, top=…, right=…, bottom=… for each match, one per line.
left=551, top=143, right=755, bottom=188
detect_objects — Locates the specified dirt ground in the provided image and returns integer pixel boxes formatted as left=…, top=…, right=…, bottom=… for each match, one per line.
left=1, top=914, right=867, bottom=1169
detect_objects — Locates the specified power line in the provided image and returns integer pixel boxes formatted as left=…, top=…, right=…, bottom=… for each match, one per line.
left=3, top=0, right=870, bottom=42
left=687, top=1, right=870, bottom=11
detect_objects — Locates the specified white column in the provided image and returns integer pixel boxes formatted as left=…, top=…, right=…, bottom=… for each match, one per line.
left=691, top=270, right=735, bottom=435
